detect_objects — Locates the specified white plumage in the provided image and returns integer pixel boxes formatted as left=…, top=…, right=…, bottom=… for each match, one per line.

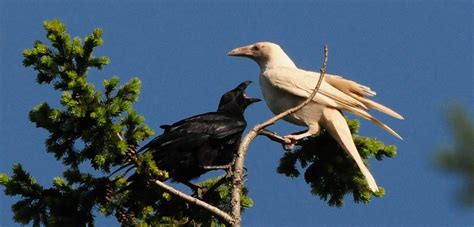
left=228, top=42, right=404, bottom=192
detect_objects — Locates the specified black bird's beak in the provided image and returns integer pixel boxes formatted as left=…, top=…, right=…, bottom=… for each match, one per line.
left=235, top=81, right=261, bottom=105
left=248, top=98, right=262, bottom=104
left=244, top=93, right=261, bottom=104
left=235, top=80, right=252, bottom=91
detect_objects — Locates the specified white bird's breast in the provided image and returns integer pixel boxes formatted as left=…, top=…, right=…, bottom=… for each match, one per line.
left=259, top=71, right=324, bottom=127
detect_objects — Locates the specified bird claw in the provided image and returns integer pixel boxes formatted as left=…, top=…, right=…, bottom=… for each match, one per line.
left=282, top=134, right=303, bottom=151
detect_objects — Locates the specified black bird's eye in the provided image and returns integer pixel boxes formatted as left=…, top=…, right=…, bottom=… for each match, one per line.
left=252, top=45, right=260, bottom=51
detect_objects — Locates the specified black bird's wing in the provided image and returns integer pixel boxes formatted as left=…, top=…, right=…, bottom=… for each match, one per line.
left=135, top=112, right=247, bottom=181
left=139, top=112, right=246, bottom=153
left=111, top=112, right=246, bottom=179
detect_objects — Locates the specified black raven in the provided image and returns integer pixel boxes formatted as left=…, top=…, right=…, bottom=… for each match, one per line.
left=125, top=81, right=260, bottom=187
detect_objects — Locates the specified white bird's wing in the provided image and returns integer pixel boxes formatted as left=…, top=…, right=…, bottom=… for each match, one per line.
left=263, top=67, right=403, bottom=139
left=264, top=67, right=368, bottom=111
left=325, top=75, right=404, bottom=120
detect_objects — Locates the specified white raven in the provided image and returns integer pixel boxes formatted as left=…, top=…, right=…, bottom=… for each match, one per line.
left=228, top=42, right=403, bottom=192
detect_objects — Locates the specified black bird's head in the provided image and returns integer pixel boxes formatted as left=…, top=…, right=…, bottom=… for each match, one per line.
left=217, top=81, right=261, bottom=115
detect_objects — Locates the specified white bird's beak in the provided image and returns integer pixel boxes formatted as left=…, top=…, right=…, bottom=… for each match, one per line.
left=228, top=45, right=254, bottom=57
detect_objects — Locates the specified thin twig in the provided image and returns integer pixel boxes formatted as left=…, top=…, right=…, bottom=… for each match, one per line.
left=230, top=45, right=329, bottom=227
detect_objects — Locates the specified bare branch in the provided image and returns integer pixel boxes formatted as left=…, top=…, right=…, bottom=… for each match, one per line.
left=153, top=179, right=235, bottom=225
left=230, top=45, right=329, bottom=227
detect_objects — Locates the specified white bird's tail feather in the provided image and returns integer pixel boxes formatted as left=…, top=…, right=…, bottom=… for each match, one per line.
left=321, top=108, right=379, bottom=192
left=324, top=75, right=404, bottom=120
left=345, top=105, right=403, bottom=140
left=351, top=95, right=404, bottom=120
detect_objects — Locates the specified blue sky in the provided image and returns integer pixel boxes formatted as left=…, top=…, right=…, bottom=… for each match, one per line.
left=1, top=1, right=472, bottom=226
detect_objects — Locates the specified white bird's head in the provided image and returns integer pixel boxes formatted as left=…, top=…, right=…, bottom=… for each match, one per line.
left=228, top=42, right=296, bottom=69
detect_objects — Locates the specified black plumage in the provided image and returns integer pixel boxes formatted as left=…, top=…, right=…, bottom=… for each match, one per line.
left=130, top=81, right=260, bottom=183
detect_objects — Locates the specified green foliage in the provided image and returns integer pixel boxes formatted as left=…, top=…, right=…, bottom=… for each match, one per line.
left=277, top=119, right=396, bottom=207
left=23, top=19, right=153, bottom=171
left=436, top=105, right=474, bottom=206
left=0, top=164, right=111, bottom=226
left=1, top=19, right=156, bottom=226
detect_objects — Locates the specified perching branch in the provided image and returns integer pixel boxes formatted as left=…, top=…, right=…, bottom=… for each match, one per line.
left=230, top=45, right=329, bottom=227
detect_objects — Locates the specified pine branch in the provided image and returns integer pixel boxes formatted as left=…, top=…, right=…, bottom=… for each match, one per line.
left=230, top=45, right=328, bottom=227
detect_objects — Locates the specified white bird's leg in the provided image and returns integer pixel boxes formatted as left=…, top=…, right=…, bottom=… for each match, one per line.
left=290, top=130, right=309, bottom=136
left=284, top=124, right=320, bottom=144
